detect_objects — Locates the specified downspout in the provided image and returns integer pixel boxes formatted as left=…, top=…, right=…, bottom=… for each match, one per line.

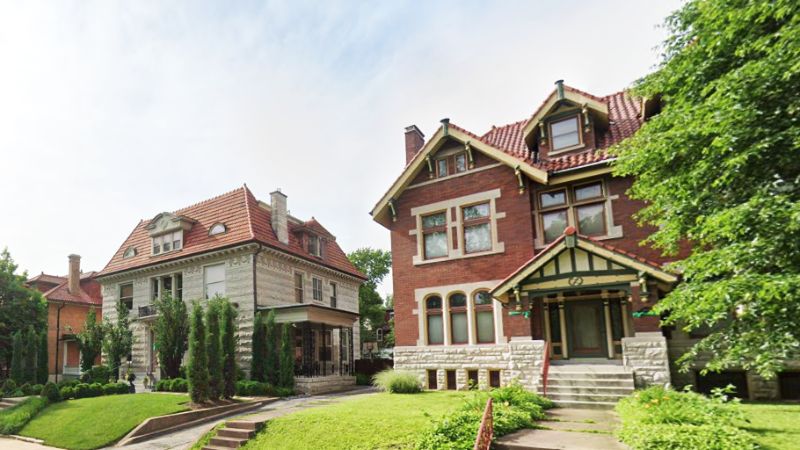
left=54, top=302, right=66, bottom=383
left=253, top=245, right=264, bottom=312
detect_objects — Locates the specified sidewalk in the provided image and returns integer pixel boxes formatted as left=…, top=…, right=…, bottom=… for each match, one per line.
left=0, top=437, right=61, bottom=450
left=116, top=386, right=376, bottom=450
left=495, top=408, right=629, bottom=450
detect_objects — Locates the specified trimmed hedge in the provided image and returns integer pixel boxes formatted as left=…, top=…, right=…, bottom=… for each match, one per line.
left=616, top=386, right=757, bottom=450
left=155, top=378, right=190, bottom=393
left=372, top=370, right=421, bottom=394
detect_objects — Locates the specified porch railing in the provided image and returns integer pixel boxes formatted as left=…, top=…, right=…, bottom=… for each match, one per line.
left=541, top=341, right=551, bottom=397
left=473, top=398, right=493, bottom=450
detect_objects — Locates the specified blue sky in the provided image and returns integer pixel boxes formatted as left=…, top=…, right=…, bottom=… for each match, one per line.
left=0, top=0, right=682, bottom=296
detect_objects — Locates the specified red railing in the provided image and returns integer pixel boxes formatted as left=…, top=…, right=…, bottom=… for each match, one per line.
left=541, top=341, right=551, bottom=397
left=473, top=398, right=493, bottom=450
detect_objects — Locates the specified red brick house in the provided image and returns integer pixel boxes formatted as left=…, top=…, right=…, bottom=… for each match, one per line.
left=27, top=255, right=102, bottom=381
left=372, top=80, right=792, bottom=404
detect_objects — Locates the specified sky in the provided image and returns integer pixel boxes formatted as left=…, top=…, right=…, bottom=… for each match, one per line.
left=0, top=0, right=682, bottom=297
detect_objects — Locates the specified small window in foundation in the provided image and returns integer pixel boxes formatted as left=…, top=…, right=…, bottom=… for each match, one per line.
left=446, top=370, right=456, bottom=390
left=467, top=370, right=479, bottom=389
left=427, top=370, right=438, bottom=390
left=489, top=370, right=501, bottom=388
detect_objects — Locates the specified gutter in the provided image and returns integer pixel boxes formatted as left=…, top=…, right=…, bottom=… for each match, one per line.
left=551, top=158, right=616, bottom=175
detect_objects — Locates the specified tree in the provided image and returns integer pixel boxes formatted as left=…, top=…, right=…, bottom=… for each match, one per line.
left=23, top=327, right=37, bottom=383
left=278, top=323, right=294, bottom=389
left=102, top=300, right=133, bottom=380
left=187, top=301, right=209, bottom=403
left=0, top=249, right=47, bottom=377
left=152, top=293, right=189, bottom=379
left=205, top=299, right=223, bottom=400
left=264, top=310, right=279, bottom=386
left=76, top=307, right=104, bottom=373
left=10, top=331, right=23, bottom=382
left=250, top=312, right=265, bottom=382
left=347, top=248, right=392, bottom=344
left=610, top=0, right=800, bottom=378
left=36, top=330, right=48, bottom=384
left=220, top=300, right=237, bottom=399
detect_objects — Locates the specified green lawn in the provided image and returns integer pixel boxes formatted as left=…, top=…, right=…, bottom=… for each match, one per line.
left=242, top=391, right=468, bottom=450
left=19, top=393, right=190, bottom=450
left=738, top=402, right=800, bottom=450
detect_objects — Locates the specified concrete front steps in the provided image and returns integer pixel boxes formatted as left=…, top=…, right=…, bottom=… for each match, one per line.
left=203, top=419, right=265, bottom=450
left=0, top=396, right=27, bottom=410
left=540, top=364, right=634, bottom=409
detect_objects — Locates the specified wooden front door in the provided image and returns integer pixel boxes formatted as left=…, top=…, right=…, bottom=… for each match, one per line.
left=567, top=302, right=606, bottom=357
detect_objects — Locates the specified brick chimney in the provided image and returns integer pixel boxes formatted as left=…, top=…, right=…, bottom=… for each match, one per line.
left=68, top=254, right=81, bottom=295
left=270, top=189, right=289, bottom=245
left=404, top=125, right=425, bottom=164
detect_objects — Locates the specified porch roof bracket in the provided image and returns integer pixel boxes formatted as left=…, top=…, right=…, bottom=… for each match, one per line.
left=465, top=141, right=475, bottom=168
left=514, top=165, right=525, bottom=194
left=388, top=199, right=397, bottom=222
left=425, top=155, right=434, bottom=178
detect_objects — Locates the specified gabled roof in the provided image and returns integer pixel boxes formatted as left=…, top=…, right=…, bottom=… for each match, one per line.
left=99, top=186, right=366, bottom=280
left=519, top=84, right=609, bottom=141
left=41, top=280, right=103, bottom=306
left=491, top=227, right=677, bottom=300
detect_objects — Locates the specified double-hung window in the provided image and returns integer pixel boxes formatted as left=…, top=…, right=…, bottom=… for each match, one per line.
left=204, top=264, right=226, bottom=299
left=449, top=293, right=468, bottom=344
left=425, top=296, right=444, bottom=345
left=312, top=277, right=323, bottom=301
left=152, top=231, right=183, bottom=255
left=294, top=272, right=304, bottom=303
left=538, top=181, right=608, bottom=243
left=550, top=115, right=581, bottom=151
left=308, top=235, right=321, bottom=257
left=462, top=203, right=491, bottom=254
left=120, top=283, right=134, bottom=310
left=330, top=282, right=337, bottom=308
left=539, top=189, right=569, bottom=243
left=422, top=212, right=448, bottom=259
left=473, top=291, right=495, bottom=343
left=435, top=152, right=468, bottom=178
left=574, top=182, right=606, bottom=237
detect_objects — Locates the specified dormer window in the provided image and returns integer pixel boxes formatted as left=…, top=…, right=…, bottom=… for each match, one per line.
left=123, top=247, right=137, bottom=259
left=209, top=223, right=226, bottom=236
left=550, top=115, right=581, bottom=151
left=435, top=152, right=468, bottom=178
left=308, top=235, right=321, bottom=257
left=152, top=231, right=182, bottom=255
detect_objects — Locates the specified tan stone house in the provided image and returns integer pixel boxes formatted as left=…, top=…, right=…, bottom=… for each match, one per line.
left=96, top=185, right=365, bottom=394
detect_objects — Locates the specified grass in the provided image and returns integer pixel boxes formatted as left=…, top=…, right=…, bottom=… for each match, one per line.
left=19, top=393, right=190, bottom=450
left=0, top=397, right=48, bottom=434
left=738, top=402, right=800, bottom=450
left=242, top=391, right=468, bottom=450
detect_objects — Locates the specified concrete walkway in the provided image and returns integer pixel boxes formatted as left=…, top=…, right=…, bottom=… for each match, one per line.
left=115, top=387, right=377, bottom=450
left=495, top=408, right=629, bottom=450
left=0, top=437, right=61, bottom=450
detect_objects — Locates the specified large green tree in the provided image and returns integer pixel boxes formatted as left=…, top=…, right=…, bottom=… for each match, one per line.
left=611, top=0, right=800, bottom=378
left=76, top=307, right=104, bottom=373
left=347, top=248, right=392, bottom=344
left=205, top=299, right=223, bottom=400
left=0, top=249, right=46, bottom=377
left=187, top=301, right=209, bottom=403
left=9, top=331, right=23, bottom=382
left=152, top=293, right=189, bottom=379
left=102, top=300, right=133, bottom=380
left=23, top=326, right=37, bottom=383
left=36, top=330, right=48, bottom=384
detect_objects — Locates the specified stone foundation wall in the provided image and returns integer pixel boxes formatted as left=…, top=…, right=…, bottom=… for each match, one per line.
left=394, top=340, right=546, bottom=391
left=622, top=333, right=671, bottom=388
left=295, top=375, right=356, bottom=395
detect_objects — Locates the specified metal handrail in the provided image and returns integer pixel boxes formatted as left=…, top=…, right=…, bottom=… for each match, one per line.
left=542, top=341, right=551, bottom=397
left=473, top=398, right=493, bottom=450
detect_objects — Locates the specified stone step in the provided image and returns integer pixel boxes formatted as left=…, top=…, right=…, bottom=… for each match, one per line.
left=547, top=392, right=628, bottom=403
left=550, top=399, right=618, bottom=410
left=547, top=371, right=633, bottom=380
left=218, top=428, right=255, bottom=440
left=545, top=377, right=634, bottom=388
left=542, top=385, right=634, bottom=395
left=225, top=420, right=263, bottom=431
left=537, top=419, right=616, bottom=433
left=203, top=446, right=234, bottom=450
left=209, top=436, right=248, bottom=448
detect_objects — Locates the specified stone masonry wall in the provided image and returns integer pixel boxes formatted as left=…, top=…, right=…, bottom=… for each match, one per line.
left=394, top=340, right=545, bottom=391
left=622, top=333, right=671, bottom=388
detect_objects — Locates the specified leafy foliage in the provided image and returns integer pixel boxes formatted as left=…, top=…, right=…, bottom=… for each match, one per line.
left=610, top=0, right=800, bottom=377
left=278, top=323, right=294, bottom=389
left=79, top=365, right=111, bottom=384
left=41, top=382, right=61, bottom=403
left=347, top=248, right=391, bottom=344
left=36, top=331, right=48, bottom=384
left=102, top=300, right=133, bottom=380
left=250, top=311, right=266, bottom=382
left=76, top=307, right=104, bottom=373
left=616, top=386, right=756, bottom=449
left=10, top=330, right=23, bottom=382
left=205, top=299, right=223, bottom=400
left=372, top=369, right=421, bottom=394
left=152, top=292, right=189, bottom=379
left=0, top=396, right=48, bottom=435
left=220, top=300, right=237, bottom=399
left=22, top=327, right=37, bottom=384
left=187, top=301, right=209, bottom=403
left=264, top=309, right=279, bottom=385
left=0, top=249, right=47, bottom=374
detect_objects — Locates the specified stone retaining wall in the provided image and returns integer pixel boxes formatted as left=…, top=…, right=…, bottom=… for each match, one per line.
left=622, top=333, right=671, bottom=388
left=295, top=375, right=357, bottom=395
left=394, top=340, right=546, bottom=391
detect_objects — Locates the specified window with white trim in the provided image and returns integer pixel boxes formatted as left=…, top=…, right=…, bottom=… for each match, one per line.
left=425, top=296, right=444, bottom=345
left=462, top=203, right=491, bottom=254
left=537, top=180, right=609, bottom=244
left=550, top=115, right=581, bottom=151
left=449, top=293, right=468, bottom=344
left=422, top=212, right=448, bottom=259
left=473, top=291, right=495, bottom=344
left=308, top=235, right=321, bottom=257
left=294, top=272, right=304, bottom=303
left=204, top=264, right=226, bottom=299
left=330, top=282, right=337, bottom=308
left=312, top=277, right=323, bottom=301
left=209, top=223, right=226, bottom=236
left=120, top=283, right=133, bottom=310
left=152, top=231, right=183, bottom=255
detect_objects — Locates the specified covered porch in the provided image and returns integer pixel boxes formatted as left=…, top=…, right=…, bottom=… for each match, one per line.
left=259, top=304, right=358, bottom=394
left=492, top=228, right=678, bottom=367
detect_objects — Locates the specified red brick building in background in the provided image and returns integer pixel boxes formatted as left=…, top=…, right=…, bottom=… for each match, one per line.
left=27, top=255, right=102, bottom=381
left=372, top=80, right=794, bottom=404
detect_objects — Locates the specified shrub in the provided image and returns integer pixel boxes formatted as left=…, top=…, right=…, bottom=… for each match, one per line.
left=616, top=386, right=757, bottom=450
left=2, top=379, right=17, bottom=394
left=57, top=379, right=79, bottom=389
left=235, top=380, right=274, bottom=396
left=9, top=389, right=24, bottom=398
left=188, top=301, right=209, bottom=403
left=275, top=387, right=294, bottom=397
left=41, top=382, right=62, bottom=403
left=220, top=301, right=238, bottom=399
left=372, top=370, right=421, bottom=394
left=355, top=373, right=371, bottom=386
left=278, top=323, right=294, bottom=389
left=81, top=365, right=112, bottom=385
left=116, top=382, right=131, bottom=394
left=89, top=383, right=103, bottom=397
left=74, top=383, right=91, bottom=399
left=102, top=383, right=117, bottom=396
left=155, top=379, right=170, bottom=392
left=20, top=383, right=32, bottom=396
left=30, top=384, right=43, bottom=396
left=0, top=397, right=48, bottom=435
left=59, top=386, right=75, bottom=400
left=170, top=378, right=189, bottom=393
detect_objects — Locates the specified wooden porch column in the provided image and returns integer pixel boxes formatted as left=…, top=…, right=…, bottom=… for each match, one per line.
left=322, top=323, right=327, bottom=376
left=603, top=299, right=614, bottom=359
left=543, top=302, right=552, bottom=357
left=621, top=299, right=632, bottom=337
left=558, top=301, right=568, bottom=359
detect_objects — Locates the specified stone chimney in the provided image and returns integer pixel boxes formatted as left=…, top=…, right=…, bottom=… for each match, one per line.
left=404, top=125, right=425, bottom=164
left=270, top=189, right=289, bottom=245
left=68, top=254, right=81, bottom=295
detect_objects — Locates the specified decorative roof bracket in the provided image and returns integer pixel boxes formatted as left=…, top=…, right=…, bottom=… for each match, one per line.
left=425, top=155, right=434, bottom=178
left=388, top=199, right=397, bottom=222
left=465, top=141, right=475, bottom=168
left=514, top=165, right=525, bottom=194
left=582, top=103, right=591, bottom=132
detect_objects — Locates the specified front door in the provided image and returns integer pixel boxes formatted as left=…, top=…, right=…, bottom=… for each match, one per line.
left=567, top=302, right=606, bottom=357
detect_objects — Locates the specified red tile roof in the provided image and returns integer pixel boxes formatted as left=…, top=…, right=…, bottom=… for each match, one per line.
left=41, top=280, right=103, bottom=306
left=99, top=186, right=365, bottom=280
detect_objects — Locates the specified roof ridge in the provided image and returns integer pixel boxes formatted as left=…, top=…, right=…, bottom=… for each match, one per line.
left=242, top=184, right=257, bottom=240
left=42, top=280, right=68, bottom=298
left=174, top=186, right=246, bottom=214
left=100, top=219, right=145, bottom=272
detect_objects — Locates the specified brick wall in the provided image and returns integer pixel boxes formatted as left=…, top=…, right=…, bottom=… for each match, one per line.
left=47, top=302, right=101, bottom=375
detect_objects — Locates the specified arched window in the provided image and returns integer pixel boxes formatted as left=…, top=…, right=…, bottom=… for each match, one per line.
left=426, top=296, right=443, bottom=345
left=449, top=293, right=468, bottom=344
left=473, top=290, right=495, bottom=344
left=209, top=223, right=227, bottom=236
left=123, top=247, right=137, bottom=259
